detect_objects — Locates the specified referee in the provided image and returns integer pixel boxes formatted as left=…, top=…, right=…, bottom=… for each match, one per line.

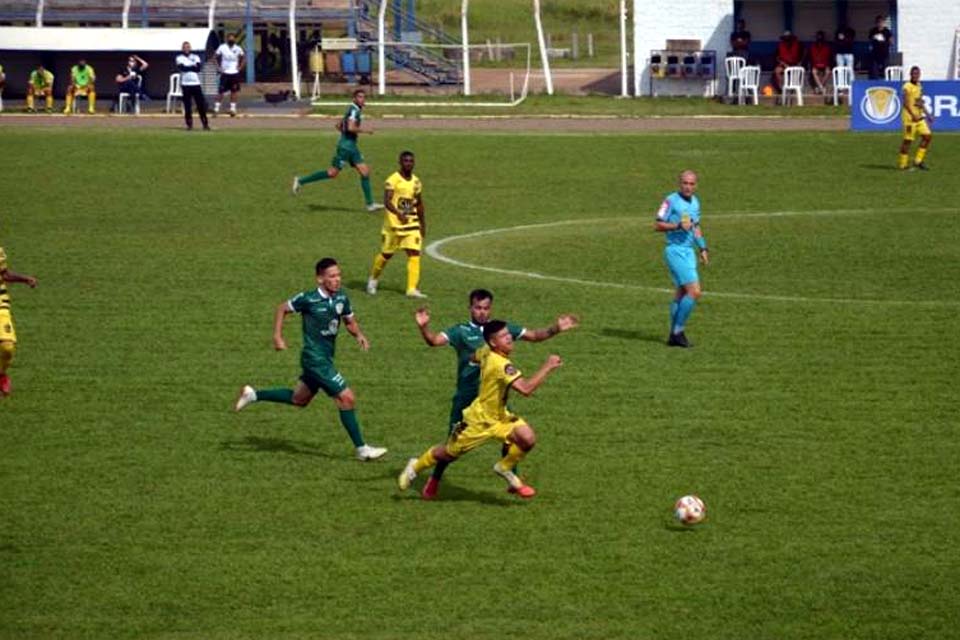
left=175, top=41, right=210, bottom=131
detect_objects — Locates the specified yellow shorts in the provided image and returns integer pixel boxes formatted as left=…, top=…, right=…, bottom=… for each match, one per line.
left=446, top=415, right=527, bottom=458
left=0, top=310, right=16, bottom=343
left=380, top=228, right=422, bottom=254
left=902, top=119, right=931, bottom=142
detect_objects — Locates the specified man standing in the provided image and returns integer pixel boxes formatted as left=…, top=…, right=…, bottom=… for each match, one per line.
left=63, top=59, right=97, bottom=114
left=655, top=170, right=709, bottom=348
left=292, top=89, right=383, bottom=212
left=175, top=41, right=210, bottom=131
left=398, top=320, right=563, bottom=499
left=214, top=33, right=245, bottom=117
left=25, top=64, right=54, bottom=113
left=868, top=15, right=893, bottom=80
left=834, top=23, right=856, bottom=72
left=898, top=66, right=932, bottom=171
left=234, top=258, right=387, bottom=461
left=0, top=245, right=39, bottom=396
left=413, top=290, right=578, bottom=499
left=366, top=151, right=426, bottom=298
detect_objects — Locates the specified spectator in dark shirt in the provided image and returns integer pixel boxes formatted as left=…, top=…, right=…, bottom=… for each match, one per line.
left=729, top=19, right=751, bottom=62
left=808, top=31, right=832, bottom=94
left=114, top=54, right=148, bottom=111
left=834, top=24, right=855, bottom=71
left=868, top=15, right=893, bottom=79
left=773, top=30, right=803, bottom=91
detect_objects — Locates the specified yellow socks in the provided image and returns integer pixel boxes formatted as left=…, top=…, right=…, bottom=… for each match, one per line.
left=915, top=147, right=927, bottom=165
left=64, top=93, right=74, bottom=113
left=45, top=93, right=53, bottom=110
left=371, top=254, right=388, bottom=280
left=26, top=93, right=34, bottom=110
left=406, top=255, right=421, bottom=293
left=412, top=448, right=437, bottom=474
left=88, top=90, right=96, bottom=113
left=0, top=341, right=14, bottom=373
left=499, top=443, right=527, bottom=471
left=898, top=153, right=909, bottom=169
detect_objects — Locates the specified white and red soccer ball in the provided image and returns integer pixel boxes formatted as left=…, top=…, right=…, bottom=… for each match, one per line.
left=674, top=495, right=706, bottom=525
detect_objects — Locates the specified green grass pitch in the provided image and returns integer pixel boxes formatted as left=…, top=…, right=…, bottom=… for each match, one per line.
left=1, top=126, right=958, bottom=639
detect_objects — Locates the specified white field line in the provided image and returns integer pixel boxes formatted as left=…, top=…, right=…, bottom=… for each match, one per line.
left=425, top=208, right=960, bottom=307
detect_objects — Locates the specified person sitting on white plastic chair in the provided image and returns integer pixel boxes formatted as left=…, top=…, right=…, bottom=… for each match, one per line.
left=808, top=31, right=832, bottom=95
left=116, top=55, right=147, bottom=113
left=772, top=30, right=803, bottom=93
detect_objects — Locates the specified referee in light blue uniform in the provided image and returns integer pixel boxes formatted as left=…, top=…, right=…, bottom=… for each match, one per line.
left=654, top=170, right=709, bottom=348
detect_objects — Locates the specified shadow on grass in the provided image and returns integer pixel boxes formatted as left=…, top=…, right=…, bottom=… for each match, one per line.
left=390, top=482, right=518, bottom=507
left=599, top=327, right=666, bottom=344
left=859, top=163, right=902, bottom=172
left=306, top=203, right=360, bottom=214
left=664, top=522, right=702, bottom=533
left=220, top=436, right=339, bottom=460
left=343, top=278, right=406, bottom=296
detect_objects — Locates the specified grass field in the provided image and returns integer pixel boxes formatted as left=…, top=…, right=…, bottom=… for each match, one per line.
left=2, top=125, right=959, bottom=639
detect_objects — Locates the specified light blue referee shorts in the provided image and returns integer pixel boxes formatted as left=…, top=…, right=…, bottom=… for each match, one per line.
left=664, top=245, right=699, bottom=287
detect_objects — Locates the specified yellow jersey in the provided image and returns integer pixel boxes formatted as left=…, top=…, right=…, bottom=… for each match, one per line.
left=902, top=81, right=924, bottom=123
left=383, top=171, right=422, bottom=234
left=462, top=345, right=522, bottom=425
left=0, top=247, right=11, bottom=310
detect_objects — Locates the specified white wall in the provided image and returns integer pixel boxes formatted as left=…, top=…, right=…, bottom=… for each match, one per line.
left=633, top=0, right=733, bottom=96
left=898, top=0, right=960, bottom=79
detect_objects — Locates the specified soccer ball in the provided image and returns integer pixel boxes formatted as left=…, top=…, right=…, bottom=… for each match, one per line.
left=674, top=495, right=706, bottom=525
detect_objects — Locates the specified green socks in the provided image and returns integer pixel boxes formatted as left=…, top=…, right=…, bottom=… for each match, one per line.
left=254, top=388, right=295, bottom=404
left=299, top=170, right=331, bottom=185
left=339, top=409, right=365, bottom=447
left=360, top=175, right=373, bottom=205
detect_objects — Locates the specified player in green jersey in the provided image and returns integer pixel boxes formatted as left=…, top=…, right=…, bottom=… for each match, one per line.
left=291, top=89, right=383, bottom=212
left=64, top=59, right=96, bottom=114
left=413, top=288, right=578, bottom=499
left=234, top=257, right=387, bottom=461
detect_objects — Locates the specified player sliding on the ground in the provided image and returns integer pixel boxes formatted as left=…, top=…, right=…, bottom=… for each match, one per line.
left=398, top=320, right=563, bottom=499
left=413, top=289, right=578, bottom=500
left=292, top=89, right=383, bottom=212
left=655, top=169, right=709, bottom=348
left=234, top=257, right=387, bottom=461
left=898, top=65, right=933, bottom=171
left=367, top=151, right=427, bottom=298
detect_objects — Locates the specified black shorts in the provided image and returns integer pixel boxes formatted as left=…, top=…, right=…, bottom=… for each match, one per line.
left=218, top=73, right=242, bottom=94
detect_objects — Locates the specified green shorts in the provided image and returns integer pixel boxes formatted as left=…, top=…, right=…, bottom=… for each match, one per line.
left=331, top=140, right=364, bottom=170
left=300, top=361, right=349, bottom=398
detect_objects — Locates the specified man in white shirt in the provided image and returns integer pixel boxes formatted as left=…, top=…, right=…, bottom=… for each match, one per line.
left=175, top=41, right=210, bottom=131
left=214, top=33, right=245, bottom=117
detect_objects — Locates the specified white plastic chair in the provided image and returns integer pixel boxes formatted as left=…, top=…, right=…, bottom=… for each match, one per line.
left=832, top=65, right=853, bottom=106
left=782, top=66, right=804, bottom=106
left=737, top=65, right=760, bottom=105
left=70, top=89, right=89, bottom=113
left=885, top=65, right=903, bottom=82
left=725, top=56, right=745, bottom=98
left=118, top=76, right=142, bottom=114
left=165, top=73, right=182, bottom=113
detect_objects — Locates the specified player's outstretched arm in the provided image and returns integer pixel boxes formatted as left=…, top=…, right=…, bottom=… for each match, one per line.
left=344, top=315, right=370, bottom=351
left=522, top=314, right=579, bottom=342
left=0, top=268, right=37, bottom=288
left=414, top=307, right=448, bottom=347
left=273, top=301, right=292, bottom=350
left=510, top=355, right=562, bottom=397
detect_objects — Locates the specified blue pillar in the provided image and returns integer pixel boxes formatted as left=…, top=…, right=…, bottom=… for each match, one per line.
left=888, top=0, right=897, bottom=53
left=245, top=0, right=255, bottom=83
left=405, top=0, right=415, bottom=32
left=733, top=1, right=743, bottom=23
left=347, top=0, right=356, bottom=38
left=140, top=0, right=147, bottom=27
left=835, top=0, right=848, bottom=28
left=783, top=0, right=794, bottom=32
left=393, top=0, right=402, bottom=41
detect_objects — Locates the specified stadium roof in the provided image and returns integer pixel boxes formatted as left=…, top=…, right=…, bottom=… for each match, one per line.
left=0, top=27, right=219, bottom=52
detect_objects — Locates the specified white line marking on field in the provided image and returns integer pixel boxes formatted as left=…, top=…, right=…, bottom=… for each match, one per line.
left=425, top=208, right=960, bottom=307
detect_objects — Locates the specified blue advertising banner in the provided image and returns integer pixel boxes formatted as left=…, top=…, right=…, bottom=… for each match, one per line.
left=850, top=80, right=960, bottom=131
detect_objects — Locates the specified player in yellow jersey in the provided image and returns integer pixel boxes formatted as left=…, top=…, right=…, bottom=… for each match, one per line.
left=0, top=246, right=39, bottom=396
left=398, top=320, right=563, bottom=499
left=366, top=151, right=427, bottom=298
left=64, top=59, right=97, bottom=114
left=898, top=66, right=933, bottom=171
left=26, top=64, right=54, bottom=113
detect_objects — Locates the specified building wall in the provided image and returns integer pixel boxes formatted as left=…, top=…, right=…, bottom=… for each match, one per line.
left=898, top=0, right=959, bottom=79
left=633, top=0, right=734, bottom=96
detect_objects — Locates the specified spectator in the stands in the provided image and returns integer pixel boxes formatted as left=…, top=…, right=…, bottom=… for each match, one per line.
left=729, top=19, right=751, bottom=62
left=867, top=15, right=893, bottom=79
left=808, top=30, right=832, bottom=94
left=834, top=23, right=855, bottom=72
left=772, top=30, right=803, bottom=91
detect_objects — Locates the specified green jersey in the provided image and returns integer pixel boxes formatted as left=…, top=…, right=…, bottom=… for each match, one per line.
left=340, top=102, right=362, bottom=143
left=288, top=287, right=354, bottom=367
left=442, top=321, right=526, bottom=400
left=71, top=64, right=95, bottom=86
left=29, top=69, right=53, bottom=88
